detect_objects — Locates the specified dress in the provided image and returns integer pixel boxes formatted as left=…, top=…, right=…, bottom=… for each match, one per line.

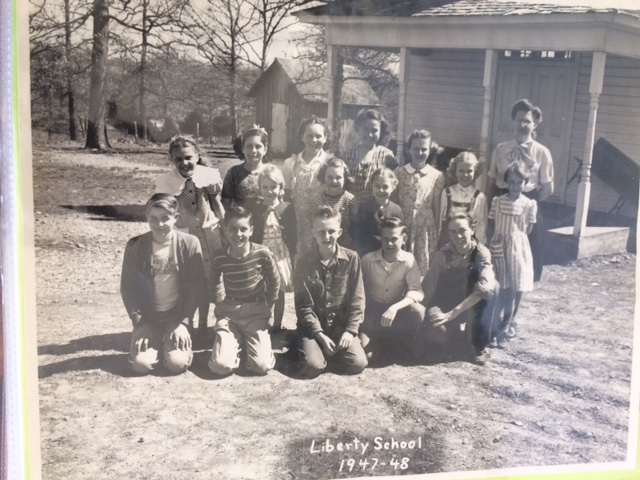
left=307, top=191, right=357, bottom=248
left=394, top=163, right=445, bottom=275
left=488, top=195, right=537, bottom=292
left=282, top=151, right=329, bottom=256
left=343, top=145, right=398, bottom=209
left=221, top=163, right=263, bottom=210
left=440, top=184, right=488, bottom=245
left=155, top=165, right=224, bottom=277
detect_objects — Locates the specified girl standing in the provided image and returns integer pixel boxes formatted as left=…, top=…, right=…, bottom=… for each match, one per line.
left=440, top=151, right=488, bottom=246
left=155, top=135, right=225, bottom=336
left=222, top=126, right=269, bottom=211
left=395, top=130, right=445, bottom=276
left=488, top=163, right=537, bottom=345
left=251, top=165, right=296, bottom=331
left=343, top=109, right=398, bottom=209
left=307, top=158, right=357, bottom=249
left=282, top=116, right=331, bottom=257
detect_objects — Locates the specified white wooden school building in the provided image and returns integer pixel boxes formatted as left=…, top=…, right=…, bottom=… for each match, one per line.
left=295, top=0, right=640, bottom=255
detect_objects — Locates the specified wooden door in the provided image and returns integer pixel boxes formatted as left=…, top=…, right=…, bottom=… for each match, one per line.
left=271, top=103, right=289, bottom=154
left=491, top=62, right=577, bottom=203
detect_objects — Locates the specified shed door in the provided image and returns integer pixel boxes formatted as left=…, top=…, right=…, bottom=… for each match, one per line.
left=271, top=103, right=288, bottom=153
left=491, top=62, right=576, bottom=203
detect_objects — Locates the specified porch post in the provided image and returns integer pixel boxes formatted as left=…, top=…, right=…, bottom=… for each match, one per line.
left=326, top=44, right=338, bottom=138
left=573, top=52, right=606, bottom=237
left=397, top=47, right=410, bottom=164
left=479, top=49, right=498, bottom=190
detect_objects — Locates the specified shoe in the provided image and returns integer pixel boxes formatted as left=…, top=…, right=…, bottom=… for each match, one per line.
left=497, top=336, right=508, bottom=349
left=472, top=351, right=488, bottom=365
left=488, top=337, right=498, bottom=349
left=506, top=326, right=517, bottom=338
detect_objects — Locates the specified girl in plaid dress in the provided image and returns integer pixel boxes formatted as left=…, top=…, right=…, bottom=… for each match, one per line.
left=155, top=135, right=225, bottom=337
left=488, top=162, right=537, bottom=347
left=282, top=116, right=331, bottom=258
left=343, top=109, right=398, bottom=210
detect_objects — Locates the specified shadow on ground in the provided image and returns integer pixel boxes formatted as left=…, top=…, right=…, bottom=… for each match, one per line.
left=63, top=204, right=146, bottom=222
left=39, top=332, right=130, bottom=356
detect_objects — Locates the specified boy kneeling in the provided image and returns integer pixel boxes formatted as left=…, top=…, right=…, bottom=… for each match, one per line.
left=360, top=217, right=426, bottom=364
left=121, top=193, right=204, bottom=375
left=208, top=206, right=280, bottom=376
left=295, top=206, right=368, bottom=378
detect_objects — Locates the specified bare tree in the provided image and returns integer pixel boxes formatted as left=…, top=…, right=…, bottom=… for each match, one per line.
left=85, top=0, right=110, bottom=149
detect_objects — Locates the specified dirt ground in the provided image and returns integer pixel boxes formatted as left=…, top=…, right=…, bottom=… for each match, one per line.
left=33, top=142, right=636, bottom=480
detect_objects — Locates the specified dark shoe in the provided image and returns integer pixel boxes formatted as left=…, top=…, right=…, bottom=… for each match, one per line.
left=497, top=335, right=508, bottom=349
left=472, top=351, right=488, bottom=365
left=506, top=325, right=517, bottom=338
left=488, top=337, right=498, bottom=349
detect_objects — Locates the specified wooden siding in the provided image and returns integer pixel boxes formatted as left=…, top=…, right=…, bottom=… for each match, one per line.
left=565, top=53, right=640, bottom=216
left=405, top=50, right=485, bottom=151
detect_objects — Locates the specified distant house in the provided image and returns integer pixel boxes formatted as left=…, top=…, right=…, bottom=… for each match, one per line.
left=247, top=57, right=381, bottom=155
left=294, top=0, right=640, bottom=254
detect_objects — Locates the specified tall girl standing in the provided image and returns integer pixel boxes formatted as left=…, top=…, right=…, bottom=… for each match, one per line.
left=343, top=109, right=398, bottom=210
left=395, top=129, right=445, bottom=276
left=282, top=116, right=331, bottom=257
left=155, top=135, right=225, bottom=336
left=222, top=126, right=270, bottom=211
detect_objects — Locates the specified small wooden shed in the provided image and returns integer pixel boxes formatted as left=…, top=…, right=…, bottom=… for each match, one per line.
left=248, top=57, right=381, bottom=155
left=295, top=0, right=640, bottom=257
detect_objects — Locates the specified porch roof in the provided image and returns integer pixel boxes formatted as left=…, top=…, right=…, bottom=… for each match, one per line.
left=293, top=0, right=640, bottom=59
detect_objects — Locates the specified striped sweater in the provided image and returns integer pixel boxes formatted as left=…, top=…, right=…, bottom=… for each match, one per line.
left=210, top=242, right=280, bottom=304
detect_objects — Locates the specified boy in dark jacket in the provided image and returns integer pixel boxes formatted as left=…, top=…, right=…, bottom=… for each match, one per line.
left=121, top=193, right=205, bottom=374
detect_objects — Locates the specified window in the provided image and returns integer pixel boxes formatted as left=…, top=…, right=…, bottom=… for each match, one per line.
left=501, top=50, right=574, bottom=61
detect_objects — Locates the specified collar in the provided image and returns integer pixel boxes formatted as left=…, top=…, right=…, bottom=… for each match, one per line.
left=404, top=163, right=431, bottom=175
left=309, top=244, right=349, bottom=265
left=370, top=248, right=410, bottom=263
left=156, top=165, right=222, bottom=196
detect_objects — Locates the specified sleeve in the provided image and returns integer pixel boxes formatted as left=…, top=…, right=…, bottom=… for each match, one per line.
left=488, top=196, right=498, bottom=220
left=294, top=258, right=324, bottom=335
left=404, top=255, right=424, bottom=303
left=120, top=238, right=146, bottom=319
left=473, top=244, right=497, bottom=299
left=421, top=250, right=446, bottom=306
left=209, top=253, right=225, bottom=304
left=221, top=167, right=236, bottom=209
left=538, top=145, right=554, bottom=186
left=180, top=237, right=206, bottom=323
left=345, top=253, right=366, bottom=335
left=487, top=145, right=499, bottom=179
left=262, top=249, right=281, bottom=305
left=528, top=199, right=538, bottom=225
left=473, top=192, right=488, bottom=245
left=433, top=173, right=445, bottom=233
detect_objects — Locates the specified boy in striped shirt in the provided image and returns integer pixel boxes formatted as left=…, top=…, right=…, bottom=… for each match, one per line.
left=208, top=206, right=280, bottom=376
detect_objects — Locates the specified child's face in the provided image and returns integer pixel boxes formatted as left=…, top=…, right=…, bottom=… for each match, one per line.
left=447, top=218, right=474, bottom=254
left=372, top=175, right=394, bottom=205
left=513, top=110, right=537, bottom=139
left=243, top=135, right=267, bottom=166
left=171, top=145, right=198, bottom=178
left=302, top=123, right=326, bottom=154
left=312, top=217, right=342, bottom=252
left=456, top=160, right=476, bottom=187
left=260, top=176, right=281, bottom=204
left=409, top=138, right=431, bottom=166
left=147, top=206, right=178, bottom=243
left=224, top=217, right=253, bottom=249
left=324, top=166, right=345, bottom=196
left=507, top=172, right=526, bottom=195
left=380, top=227, right=406, bottom=255
left=358, top=119, right=381, bottom=148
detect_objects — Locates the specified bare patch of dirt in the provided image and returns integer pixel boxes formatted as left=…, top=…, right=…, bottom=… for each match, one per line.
left=34, top=143, right=636, bottom=479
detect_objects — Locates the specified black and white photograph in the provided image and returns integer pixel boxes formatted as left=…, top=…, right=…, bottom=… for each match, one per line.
left=23, top=0, right=640, bottom=478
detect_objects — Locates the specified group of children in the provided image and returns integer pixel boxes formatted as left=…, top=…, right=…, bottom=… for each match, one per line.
left=121, top=108, right=538, bottom=377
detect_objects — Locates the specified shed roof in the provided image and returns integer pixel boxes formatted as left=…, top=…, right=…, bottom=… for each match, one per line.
left=296, top=0, right=640, bottom=19
left=248, top=57, right=381, bottom=106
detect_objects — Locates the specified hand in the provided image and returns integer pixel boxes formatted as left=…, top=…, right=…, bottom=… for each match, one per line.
left=134, top=335, right=149, bottom=354
left=316, top=332, right=336, bottom=356
left=380, top=307, right=398, bottom=327
left=432, top=310, right=455, bottom=328
left=170, top=324, right=192, bottom=351
left=337, top=332, right=354, bottom=350
left=129, top=313, right=142, bottom=328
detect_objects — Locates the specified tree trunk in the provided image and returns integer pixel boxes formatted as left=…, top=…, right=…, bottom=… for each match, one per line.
left=85, top=0, right=109, bottom=150
left=333, top=50, right=344, bottom=154
left=138, top=0, right=148, bottom=141
left=64, top=0, right=77, bottom=141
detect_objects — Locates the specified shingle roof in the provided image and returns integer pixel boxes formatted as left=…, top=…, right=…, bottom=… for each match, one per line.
left=249, top=57, right=381, bottom=106
left=296, top=0, right=640, bottom=18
